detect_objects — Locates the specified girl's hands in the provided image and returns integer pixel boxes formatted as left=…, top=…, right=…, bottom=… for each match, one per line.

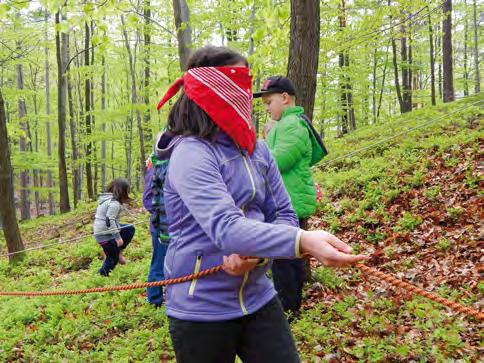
left=116, top=238, right=124, bottom=247
left=223, top=254, right=259, bottom=276
left=300, top=230, right=366, bottom=267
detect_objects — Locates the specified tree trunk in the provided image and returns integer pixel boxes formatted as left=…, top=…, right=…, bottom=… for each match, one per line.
left=121, top=15, right=145, bottom=188
left=0, top=89, right=25, bottom=262
left=172, top=0, right=192, bottom=71
left=67, top=31, right=80, bottom=207
left=44, top=13, right=55, bottom=215
left=287, top=0, right=320, bottom=120
left=408, top=30, right=413, bottom=109
left=472, top=0, right=480, bottom=93
left=28, top=65, right=41, bottom=217
left=442, top=0, right=455, bottom=102
left=400, top=27, right=411, bottom=112
left=375, top=42, right=390, bottom=121
left=428, top=6, right=437, bottom=105
left=143, top=0, right=152, bottom=156
left=56, top=11, right=70, bottom=213
left=463, top=0, right=469, bottom=96
left=101, top=54, right=107, bottom=192
left=74, top=31, right=85, bottom=201
left=16, top=62, right=31, bottom=220
left=436, top=23, right=443, bottom=99
left=84, top=21, right=94, bottom=199
left=372, top=48, right=377, bottom=123
left=91, top=21, right=97, bottom=197
left=391, top=37, right=404, bottom=113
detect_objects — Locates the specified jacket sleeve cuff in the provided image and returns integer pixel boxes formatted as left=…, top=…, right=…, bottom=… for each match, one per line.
left=295, top=229, right=303, bottom=257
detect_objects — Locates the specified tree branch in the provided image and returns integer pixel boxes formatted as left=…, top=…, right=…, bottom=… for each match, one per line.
left=124, top=9, right=176, bottom=38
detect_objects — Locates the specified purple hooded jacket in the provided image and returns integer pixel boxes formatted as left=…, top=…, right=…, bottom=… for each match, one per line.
left=163, top=132, right=302, bottom=322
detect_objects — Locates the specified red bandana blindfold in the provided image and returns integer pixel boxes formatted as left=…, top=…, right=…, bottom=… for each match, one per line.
left=157, top=66, right=256, bottom=154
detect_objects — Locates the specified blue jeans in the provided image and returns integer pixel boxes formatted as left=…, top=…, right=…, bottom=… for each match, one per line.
left=98, top=224, right=135, bottom=276
left=146, top=231, right=168, bottom=306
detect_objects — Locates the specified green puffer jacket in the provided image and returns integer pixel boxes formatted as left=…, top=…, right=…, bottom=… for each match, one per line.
left=266, top=106, right=326, bottom=218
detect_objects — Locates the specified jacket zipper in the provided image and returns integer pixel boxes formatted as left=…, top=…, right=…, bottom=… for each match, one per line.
left=240, top=153, right=256, bottom=211
left=238, top=152, right=257, bottom=314
left=188, top=255, right=203, bottom=296
left=238, top=272, right=249, bottom=315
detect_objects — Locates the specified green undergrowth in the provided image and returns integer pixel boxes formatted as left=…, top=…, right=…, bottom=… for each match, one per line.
left=0, top=95, right=482, bottom=361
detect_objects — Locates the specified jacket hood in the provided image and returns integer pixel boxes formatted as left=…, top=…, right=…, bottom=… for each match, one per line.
left=97, top=193, right=114, bottom=204
left=282, top=106, right=327, bottom=166
left=153, top=131, right=184, bottom=161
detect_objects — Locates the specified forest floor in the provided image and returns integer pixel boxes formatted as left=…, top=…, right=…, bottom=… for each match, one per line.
left=0, top=94, right=482, bottom=362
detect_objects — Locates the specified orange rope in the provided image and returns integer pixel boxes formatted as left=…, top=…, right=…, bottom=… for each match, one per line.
left=0, top=262, right=481, bottom=321
left=0, top=265, right=222, bottom=297
left=358, top=264, right=484, bottom=321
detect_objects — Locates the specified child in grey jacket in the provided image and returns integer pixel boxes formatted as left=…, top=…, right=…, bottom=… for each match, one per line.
left=93, top=178, right=135, bottom=276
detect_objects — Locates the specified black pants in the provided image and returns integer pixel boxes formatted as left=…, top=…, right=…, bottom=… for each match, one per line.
left=168, top=297, right=300, bottom=363
left=272, top=218, right=308, bottom=314
left=98, top=224, right=135, bottom=276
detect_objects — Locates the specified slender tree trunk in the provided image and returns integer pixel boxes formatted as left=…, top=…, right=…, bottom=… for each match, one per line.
left=28, top=65, right=41, bottom=217
left=101, top=54, right=107, bottom=192
left=44, top=13, right=55, bottom=215
left=248, top=1, right=259, bottom=135
left=67, top=32, right=80, bottom=207
left=123, top=62, right=133, bottom=184
left=0, top=89, right=25, bottom=262
left=428, top=6, right=437, bottom=105
left=391, top=37, right=404, bottom=113
left=372, top=48, right=377, bottom=123
left=56, top=11, right=70, bottom=213
left=172, top=0, right=192, bottom=71
left=442, top=0, right=455, bottom=102
left=408, top=31, right=413, bottom=109
left=143, top=0, right=152, bottom=153
left=74, top=31, right=85, bottom=200
left=111, top=124, right=115, bottom=181
left=462, top=0, right=469, bottom=96
left=16, top=63, right=31, bottom=220
left=375, top=42, right=390, bottom=121
left=389, top=2, right=404, bottom=113
left=472, top=0, right=480, bottom=93
left=437, top=23, right=443, bottom=99
left=121, top=15, right=145, bottom=188
left=400, top=27, right=410, bottom=112
left=90, top=21, right=97, bottom=197
left=287, top=0, right=320, bottom=120
left=84, top=21, right=94, bottom=199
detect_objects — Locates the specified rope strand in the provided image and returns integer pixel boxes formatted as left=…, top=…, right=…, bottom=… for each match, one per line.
left=0, top=262, right=481, bottom=321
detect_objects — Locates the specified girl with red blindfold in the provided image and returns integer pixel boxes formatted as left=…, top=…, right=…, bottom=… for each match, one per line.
left=157, top=46, right=365, bottom=362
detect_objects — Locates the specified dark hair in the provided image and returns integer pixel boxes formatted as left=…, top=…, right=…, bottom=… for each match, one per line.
left=106, top=178, right=131, bottom=204
left=167, top=46, right=248, bottom=141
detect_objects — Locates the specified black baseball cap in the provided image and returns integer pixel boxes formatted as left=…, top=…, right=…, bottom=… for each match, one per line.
left=253, top=76, right=297, bottom=98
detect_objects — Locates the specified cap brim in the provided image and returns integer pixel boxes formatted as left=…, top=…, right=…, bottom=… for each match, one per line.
left=253, top=90, right=274, bottom=98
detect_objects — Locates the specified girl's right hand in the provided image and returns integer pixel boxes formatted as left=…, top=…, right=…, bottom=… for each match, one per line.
left=300, top=230, right=366, bottom=267
left=116, top=239, right=124, bottom=247
left=222, top=254, right=259, bottom=276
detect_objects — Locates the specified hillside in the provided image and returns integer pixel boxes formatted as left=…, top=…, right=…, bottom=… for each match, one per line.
left=0, top=95, right=482, bottom=362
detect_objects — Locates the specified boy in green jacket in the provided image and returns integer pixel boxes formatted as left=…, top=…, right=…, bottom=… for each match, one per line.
left=254, top=76, right=327, bottom=315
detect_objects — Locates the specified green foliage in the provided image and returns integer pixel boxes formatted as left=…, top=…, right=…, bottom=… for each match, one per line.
left=395, top=212, right=423, bottom=232
left=312, top=266, right=344, bottom=290
left=436, top=238, right=452, bottom=251
left=446, top=207, right=464, bottom=220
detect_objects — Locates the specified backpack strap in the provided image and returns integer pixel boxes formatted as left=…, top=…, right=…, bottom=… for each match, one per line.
left=300, top=114, right=329, bottom=156
left=150, top=158, right=170, bottom=242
